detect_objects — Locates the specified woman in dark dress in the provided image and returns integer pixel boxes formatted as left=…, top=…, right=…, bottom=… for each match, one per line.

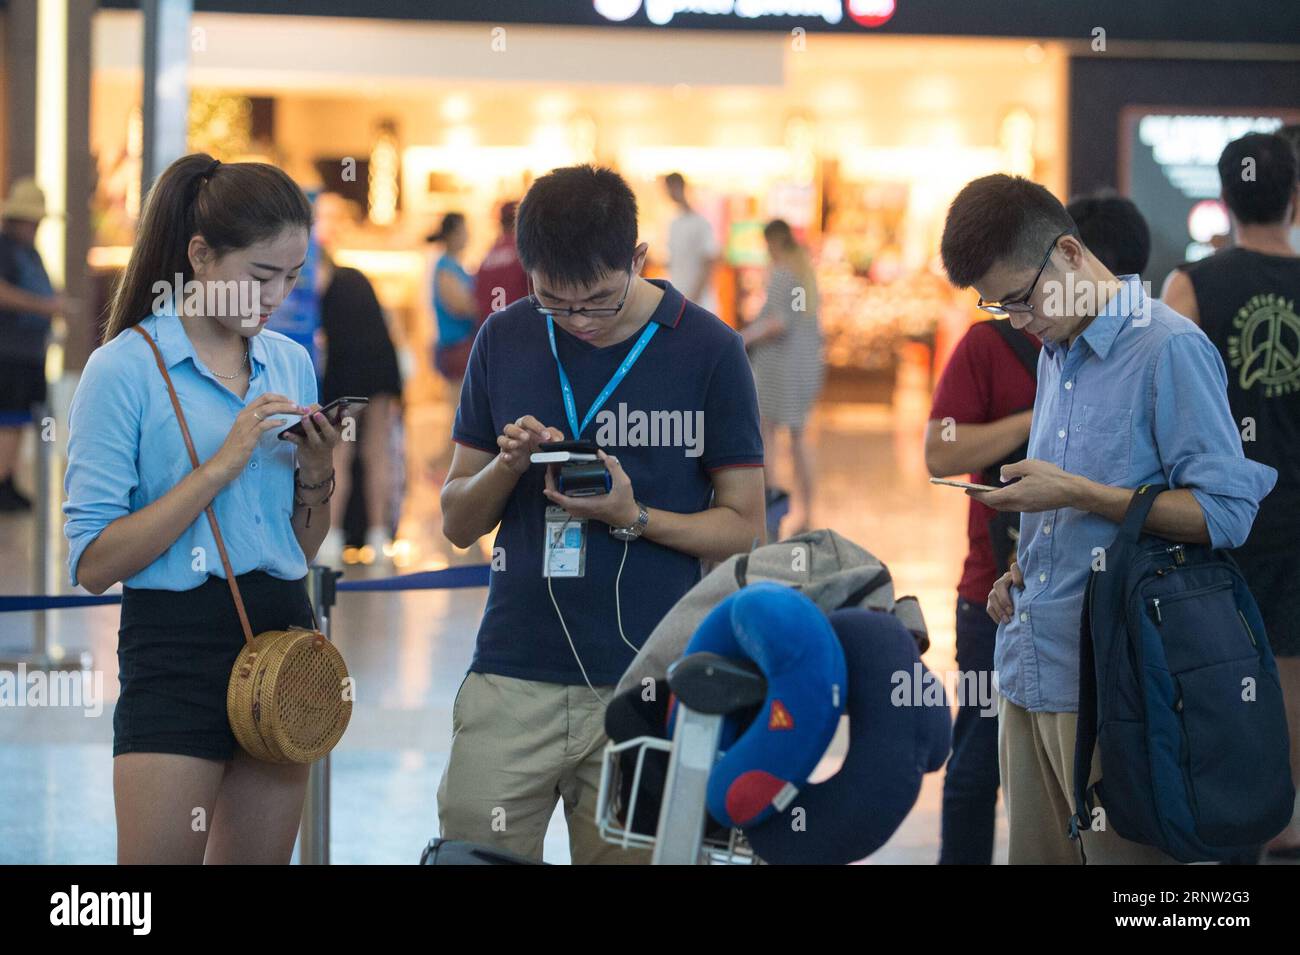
left=314, top=250, right=403, bottom=566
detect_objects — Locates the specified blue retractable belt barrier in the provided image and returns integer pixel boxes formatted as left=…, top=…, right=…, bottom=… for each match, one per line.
left=0, top=563, right=492, bottom=613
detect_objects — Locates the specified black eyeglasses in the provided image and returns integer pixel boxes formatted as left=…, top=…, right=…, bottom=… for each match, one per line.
left=529, top=268, right=634, bottom=318
left=976, top=230, right=1072, bottom=317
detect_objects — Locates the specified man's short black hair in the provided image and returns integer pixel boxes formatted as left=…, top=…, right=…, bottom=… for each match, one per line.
left=664, top=172, right=685, bottom=190
left=940, top=174, right=1076, bottom=289
left=516, top=164, right=638, bottom=287
left=1066, top=193, right=1151, bottom=277
left=1218, top=132, right=1298, bottom=226
left=1279, top=124, right=1300, bottom=167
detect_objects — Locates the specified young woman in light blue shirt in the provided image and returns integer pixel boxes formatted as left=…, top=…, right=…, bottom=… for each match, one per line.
left=62, top=153, right=343, bottom=864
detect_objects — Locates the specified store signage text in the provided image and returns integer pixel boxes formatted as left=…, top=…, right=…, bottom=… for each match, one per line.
left=594, top=0, right=896, bottom=28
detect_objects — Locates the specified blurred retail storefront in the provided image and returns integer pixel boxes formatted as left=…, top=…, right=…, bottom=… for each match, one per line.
left=83, top=10, right=1068, bottom=401
left=4, top=0, right=1297, bottom=395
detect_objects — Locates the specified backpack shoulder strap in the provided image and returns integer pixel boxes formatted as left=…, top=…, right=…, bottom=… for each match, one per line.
left=1117, top=482, right=1167, bottom=546
left=1071, top=570, right=1100, bottom=856
left=984, top=319, right=1038, bottom=382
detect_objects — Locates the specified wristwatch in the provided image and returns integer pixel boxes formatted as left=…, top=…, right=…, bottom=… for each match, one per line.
left=609, top=501, right=650, bottom=541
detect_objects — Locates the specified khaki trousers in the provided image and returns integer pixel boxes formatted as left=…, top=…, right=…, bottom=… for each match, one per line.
left=998, top=695, right=1179, bottom=865
left=436, top=672, right=651, bottom=865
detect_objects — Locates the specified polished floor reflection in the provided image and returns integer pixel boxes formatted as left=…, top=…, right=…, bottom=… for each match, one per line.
left=3, top=374, right=992, bottom=864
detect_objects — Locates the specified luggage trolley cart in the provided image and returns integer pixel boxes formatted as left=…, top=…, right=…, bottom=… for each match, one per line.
left=596, top=653, right=769, bottom=865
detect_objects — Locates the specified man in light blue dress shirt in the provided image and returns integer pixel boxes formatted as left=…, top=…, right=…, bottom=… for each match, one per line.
left=940, top=175, right=1277, bottom=863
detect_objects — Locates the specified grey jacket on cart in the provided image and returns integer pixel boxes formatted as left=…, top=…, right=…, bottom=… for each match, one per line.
left=615, top=529, right=929, bottom=698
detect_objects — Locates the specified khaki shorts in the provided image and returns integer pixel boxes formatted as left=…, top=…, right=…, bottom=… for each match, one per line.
left=436, top=671, right=651, bottom=865
left=998, top=694, right=1178, bottom=864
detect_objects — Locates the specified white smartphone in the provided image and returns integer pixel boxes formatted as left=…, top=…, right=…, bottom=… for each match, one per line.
left=929, top=477, right=1001, bottom=493
left=530, top=451, right=599, bottom=464
left=530, top=439, right=600, bottom=465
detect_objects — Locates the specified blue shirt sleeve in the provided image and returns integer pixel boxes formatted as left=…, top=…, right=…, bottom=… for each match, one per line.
left=62, top=345, right=144, bottom=589
left=701, top=331, right=765, bottom=471
left=1152, top=330, right=1277, bottom=549
left=450, top=320, right=498, bottom=453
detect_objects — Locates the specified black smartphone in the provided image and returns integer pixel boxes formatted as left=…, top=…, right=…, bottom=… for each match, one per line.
left=277, top=396, right=369, bottom=440
left=537, top=440, right=598, bottom=454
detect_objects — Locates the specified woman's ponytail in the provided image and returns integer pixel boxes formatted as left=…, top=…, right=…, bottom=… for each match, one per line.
left=102, top=152, right=312, bottom=343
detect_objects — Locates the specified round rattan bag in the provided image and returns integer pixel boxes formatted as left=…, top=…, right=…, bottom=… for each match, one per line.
left=227, top=624, right=351, bottom=763
left=131, top=324, right=352, bottom=764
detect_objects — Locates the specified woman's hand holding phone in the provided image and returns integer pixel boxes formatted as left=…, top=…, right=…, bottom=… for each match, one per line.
left=204, top=393, right=305, bottom=486
left=279, top=401, right=342, bottom=479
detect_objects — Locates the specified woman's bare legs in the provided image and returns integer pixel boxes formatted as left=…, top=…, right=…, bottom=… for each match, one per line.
left=203, top=749, right=310, bottom=864
left=426, top=377, right=463, bottom=481
left=329, top=427, right=356, bottom=531
left=114, top=753, right=227, bottom=864
left=788, top=425, right=815, bottom=533
left=115, top=750, right=308, bottom=864
left=361, top=395, right=396, bottom=534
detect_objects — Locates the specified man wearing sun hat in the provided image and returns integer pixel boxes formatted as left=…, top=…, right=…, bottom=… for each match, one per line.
left=0, top=177, right=69, bottom=511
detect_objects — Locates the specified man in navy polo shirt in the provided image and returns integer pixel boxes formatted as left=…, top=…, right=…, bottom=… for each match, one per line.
left=437, top=165, right=766, bottom=863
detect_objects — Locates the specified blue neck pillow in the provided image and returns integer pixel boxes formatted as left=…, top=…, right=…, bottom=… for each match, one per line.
left=742, top=607, right=952, bottom=864
left=674, top=582, right=847, bottom=830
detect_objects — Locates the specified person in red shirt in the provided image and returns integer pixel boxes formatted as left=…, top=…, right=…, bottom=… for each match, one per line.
left=474, top=200, right=529, bottom=321
left=925, top=319, right=1039, bottom=864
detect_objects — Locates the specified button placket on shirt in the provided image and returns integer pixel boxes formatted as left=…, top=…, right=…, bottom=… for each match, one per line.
left=1035, top=349, right=1086, bottom=593
left=242, top=363, right=267, bottom=526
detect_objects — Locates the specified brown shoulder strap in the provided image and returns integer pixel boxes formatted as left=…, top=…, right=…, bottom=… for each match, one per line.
left=130, top=323, right=255, bottom=644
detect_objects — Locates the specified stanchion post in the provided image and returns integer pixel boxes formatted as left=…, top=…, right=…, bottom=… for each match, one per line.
left=299, top=563, right=338, bottom=865
left=2, top=404, right=86, bottom=672
left=33, top=403, right=50, bottom=660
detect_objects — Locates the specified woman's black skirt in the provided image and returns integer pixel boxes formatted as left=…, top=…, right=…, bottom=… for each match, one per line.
left=114, top=571, right=316, bottom=761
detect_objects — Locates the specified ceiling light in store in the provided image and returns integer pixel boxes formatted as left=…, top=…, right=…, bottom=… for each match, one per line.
left=368, top=122, right=399, bottom=227
left=446, top=125, right=478, bottom=150
left=441, top=94, right=473, bottom=123
left=535, top=91, right=576, bottom=120
left=999, top=107, right=1036, bottom=178
left=126, top=106, right=143, bottom=221
left=845, top=0, right=897, bottom=28
left=532, top=122, right=569, bottom=153
left=1187, top=199, right=1230, bottom=244
left=569, top=112, right=600, bottom=163
left=594, top=0, right=641, bottom=22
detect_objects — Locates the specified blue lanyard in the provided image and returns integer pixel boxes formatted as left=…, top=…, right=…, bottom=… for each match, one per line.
left=546, top=316, right=659, bottom=440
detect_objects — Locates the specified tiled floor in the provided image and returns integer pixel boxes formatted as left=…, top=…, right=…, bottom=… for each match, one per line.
left=0, top=371, right=1021, bottom=865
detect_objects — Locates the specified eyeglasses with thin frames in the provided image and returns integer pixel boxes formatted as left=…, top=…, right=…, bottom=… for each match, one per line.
left=529, top=267, right=634, bottom=318
left=976, top=230, right=1073, bottom=317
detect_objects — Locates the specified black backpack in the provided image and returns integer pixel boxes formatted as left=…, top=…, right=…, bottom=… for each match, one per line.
left=1071, top=484, right=1294, bottom=862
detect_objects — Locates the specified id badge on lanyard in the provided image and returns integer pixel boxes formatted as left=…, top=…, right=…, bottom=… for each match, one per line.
left=544, top=505, right=587, bottom=578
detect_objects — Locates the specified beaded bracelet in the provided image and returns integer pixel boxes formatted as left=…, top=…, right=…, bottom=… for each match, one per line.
left=293, top=467, right=336, bottom=527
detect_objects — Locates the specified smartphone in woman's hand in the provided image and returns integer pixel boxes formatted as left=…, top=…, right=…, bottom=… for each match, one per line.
left=277, top=396, right=369, bottom=440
